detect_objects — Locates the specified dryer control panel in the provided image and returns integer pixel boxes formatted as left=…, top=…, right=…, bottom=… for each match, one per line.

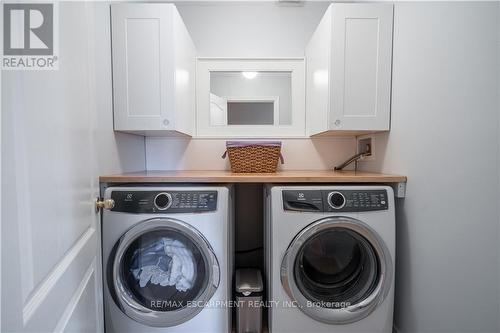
left=110, top=190, right=218, bottom=213
left=282, top=189, right=388, bottom=212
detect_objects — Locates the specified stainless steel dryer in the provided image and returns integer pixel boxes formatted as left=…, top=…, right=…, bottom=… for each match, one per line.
left=102, top=186, right=232, bottom=332
left=265, top=185, right=395, bottom=333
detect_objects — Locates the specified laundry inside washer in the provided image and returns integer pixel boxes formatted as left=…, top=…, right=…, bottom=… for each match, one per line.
left=129, top=237, right=196, bottom=291
left=119, top=227, right=209, bottom=312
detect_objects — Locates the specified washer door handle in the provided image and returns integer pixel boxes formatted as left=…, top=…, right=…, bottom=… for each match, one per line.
left=212, top=263, right=220, bottom=289
left=280, top=250, right=293, bottom=298
left=207, top=246, right=220, bottom=289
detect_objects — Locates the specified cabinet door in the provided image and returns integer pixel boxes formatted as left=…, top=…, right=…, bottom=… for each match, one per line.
left=111, top=4, right=173, bottom=132
left=330, top=4, right=393, bottom=131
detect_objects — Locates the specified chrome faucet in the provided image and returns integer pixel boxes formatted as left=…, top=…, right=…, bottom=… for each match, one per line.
left=334, top=143, right=372, bottom=171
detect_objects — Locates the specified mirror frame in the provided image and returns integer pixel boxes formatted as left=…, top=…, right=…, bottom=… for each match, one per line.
left=196, top=58, right=306, bottom=138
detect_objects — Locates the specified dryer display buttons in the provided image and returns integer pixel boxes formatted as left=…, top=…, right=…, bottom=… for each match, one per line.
left=327, top=190, right=388, bottom=212
left=111, top=191, right=218, bottom=213
left=283, top=190, right=388, bottom=212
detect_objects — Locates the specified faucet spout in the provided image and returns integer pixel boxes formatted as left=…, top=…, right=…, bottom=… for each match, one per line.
left=334, top=144, right=372, bottom=171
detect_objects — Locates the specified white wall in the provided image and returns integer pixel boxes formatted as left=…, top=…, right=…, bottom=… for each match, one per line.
left=146, top=2, right=355, bottom=170
left=1, top=2, right=144, bottom=331
left=358, top=3, right=500, bottom=332
left=146, top=137, right=355, bottom=170
left=89, top=2, right=146, bottom=176
left=176, top=1, right=329, bottom=58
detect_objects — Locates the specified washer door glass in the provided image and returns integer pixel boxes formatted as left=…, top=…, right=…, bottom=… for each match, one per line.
left=112, top=218, right=219, bottom=327
left=281, top=217, right=392, bottom=324
left=122, top=228, right=207, bottom=311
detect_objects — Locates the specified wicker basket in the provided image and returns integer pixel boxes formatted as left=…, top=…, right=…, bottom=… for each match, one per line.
left=222, top=141, right=284, bottom=173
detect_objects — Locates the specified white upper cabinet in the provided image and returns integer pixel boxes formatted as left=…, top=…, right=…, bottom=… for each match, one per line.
left=306, top=4, right=394, bottom=136
left=111, top=4, right=196, bottom=136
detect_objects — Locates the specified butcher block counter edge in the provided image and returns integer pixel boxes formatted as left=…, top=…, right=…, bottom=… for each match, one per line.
left=99, top=170, right=407, bottom=184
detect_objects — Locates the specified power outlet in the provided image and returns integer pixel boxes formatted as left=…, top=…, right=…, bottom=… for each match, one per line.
left=357, top=136, right=375, bottom=161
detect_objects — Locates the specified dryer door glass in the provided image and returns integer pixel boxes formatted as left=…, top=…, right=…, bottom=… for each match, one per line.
left=112, top=218, right=220, bottom=327
left=294, top=227, right=379, bottom=307
left=281, top=217, right=392, bottom=324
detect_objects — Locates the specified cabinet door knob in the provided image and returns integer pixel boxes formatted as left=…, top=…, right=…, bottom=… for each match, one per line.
left=334, top=119, right=341, bottom=126
left=163, top=119, right=170, bottom=127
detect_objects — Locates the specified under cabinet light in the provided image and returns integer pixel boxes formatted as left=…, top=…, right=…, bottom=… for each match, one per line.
left=242, top=71, right=258, bottom=79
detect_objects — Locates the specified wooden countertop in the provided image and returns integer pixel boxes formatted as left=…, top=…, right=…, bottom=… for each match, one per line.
left=100, top=170, right=406, bottom=184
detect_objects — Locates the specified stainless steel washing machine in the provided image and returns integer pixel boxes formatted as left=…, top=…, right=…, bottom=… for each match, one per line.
left=102, top=186, right=233, bottom=332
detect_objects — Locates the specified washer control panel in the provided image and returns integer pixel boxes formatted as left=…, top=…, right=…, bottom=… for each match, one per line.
left=110, top=190, right=218, bottom=213
left=282, top=189, right=388, bottom=212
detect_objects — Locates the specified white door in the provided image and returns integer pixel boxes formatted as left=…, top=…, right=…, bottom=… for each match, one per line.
left=1, top=4, right=104, bottom=332
left=0, top=2, right=147, bottom=332
left=330, top=3, right=393, bottom=131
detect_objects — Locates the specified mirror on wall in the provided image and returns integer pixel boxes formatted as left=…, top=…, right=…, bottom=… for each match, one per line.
left=209, top=71, right=292, bottom=126
left=197, top=59, right=306, bottom=138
